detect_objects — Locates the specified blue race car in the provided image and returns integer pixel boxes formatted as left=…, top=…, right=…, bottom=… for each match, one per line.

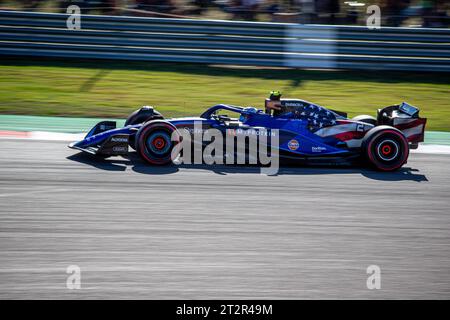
left=69, top=95, right=426, bottom=171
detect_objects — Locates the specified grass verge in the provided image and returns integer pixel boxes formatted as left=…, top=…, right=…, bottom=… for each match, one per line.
left=0, top=57, right=449, bottom=131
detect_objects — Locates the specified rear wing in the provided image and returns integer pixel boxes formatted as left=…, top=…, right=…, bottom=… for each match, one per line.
left=377, top=102, right=427, bottom=148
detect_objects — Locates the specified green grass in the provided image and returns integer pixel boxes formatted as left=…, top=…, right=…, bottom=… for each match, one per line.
left=0, top=57, right=449, bottom=131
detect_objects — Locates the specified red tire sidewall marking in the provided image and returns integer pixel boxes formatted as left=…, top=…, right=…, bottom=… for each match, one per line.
left=366, top=129, right=409, bottom=171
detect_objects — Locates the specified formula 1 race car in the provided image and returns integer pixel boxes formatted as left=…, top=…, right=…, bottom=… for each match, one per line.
left=69, top=96, right=427, bottom=171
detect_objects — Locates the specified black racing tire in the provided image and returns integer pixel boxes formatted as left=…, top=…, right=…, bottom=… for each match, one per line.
left=362, top=126, right=409, bottom=171
left=352, top=115, right=377, bottom=126
left=135, top=121, right=179, bottom=165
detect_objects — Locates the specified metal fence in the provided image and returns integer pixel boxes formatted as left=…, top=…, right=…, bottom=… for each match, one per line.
left=0, top=10, right=449, bottom=72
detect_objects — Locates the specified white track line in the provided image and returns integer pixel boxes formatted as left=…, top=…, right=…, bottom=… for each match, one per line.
left=412, top=144, right=450, bottom=155
left=0, top=131, right=449, bottom=155
left=30, top=131, right=85, bottom=141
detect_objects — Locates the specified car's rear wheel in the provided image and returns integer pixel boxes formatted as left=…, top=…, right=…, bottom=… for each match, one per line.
left=362, top=126, right=409, bottom=171
left=136, top=122, right=179, bottom=165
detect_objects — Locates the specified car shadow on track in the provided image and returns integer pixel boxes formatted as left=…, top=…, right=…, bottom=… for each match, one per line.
left=66, top=152, right=428, bottom=182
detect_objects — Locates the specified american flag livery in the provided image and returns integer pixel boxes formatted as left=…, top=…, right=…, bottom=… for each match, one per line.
left=314, top=117, right=426, bottom=148
left=392, top=118, right=427, bottom=143
left=277, top=100, right=338, bottom=130
left=291, top=104, right=337, bottom=129
left=314, top=120, right=374, bottom=148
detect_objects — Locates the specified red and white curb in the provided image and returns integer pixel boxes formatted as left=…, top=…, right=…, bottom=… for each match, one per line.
left=0, top=130, right=84, bottom=141
left=0, top=130, right=449, bottom=155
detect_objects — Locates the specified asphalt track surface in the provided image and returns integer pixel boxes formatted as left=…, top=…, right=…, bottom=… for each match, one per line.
left=0, top=138, right=449, bottom=299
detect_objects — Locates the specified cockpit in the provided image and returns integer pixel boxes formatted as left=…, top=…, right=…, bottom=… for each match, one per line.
left=265, top=98, right=340, bottom=129
left=200, top=95, right=344, bottom=131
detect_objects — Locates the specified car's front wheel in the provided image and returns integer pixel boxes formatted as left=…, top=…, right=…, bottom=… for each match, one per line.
left=362, top=126, right=409, bottom=171
left=136, top=121, right=179, bottom=165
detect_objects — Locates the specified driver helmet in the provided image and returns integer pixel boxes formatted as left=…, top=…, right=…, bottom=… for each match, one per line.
left=269, top=91, right=282, bottom=100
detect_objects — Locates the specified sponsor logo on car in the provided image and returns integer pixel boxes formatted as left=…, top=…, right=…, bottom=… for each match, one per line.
left=312, top=146, right=327, bottom=152
left=288, top=139, right=299, bottom=151
left=226, top=128, right=276, bottom=137
left=284, top=102, right=304, bottom=107
left=113, top=146, right=127, bottom=152
left=111, top=137, right=128, bottom=143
